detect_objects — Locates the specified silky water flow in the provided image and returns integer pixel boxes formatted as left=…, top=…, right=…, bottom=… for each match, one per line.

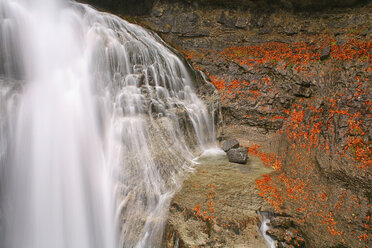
left=0, top=0, right=219, bottom=247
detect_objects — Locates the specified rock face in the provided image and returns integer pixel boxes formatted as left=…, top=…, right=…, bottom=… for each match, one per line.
left=163, top=155, right=274, bottom=248
left=320, top=46, right=331, bottom=60
left=221, top=138, right=239, bottom=152
left=79, top=0, right=364, bottom=16
left=269, top=217, right=293, bottom=229
left=79, top=0, right=154, bottom=15
left=135, top=2, right=372, bottom=248
left=227, top=147, right=248, bottom=164
left=76, top=0, right=371, bottom=247
left=261, top=215, right=305, bottom=247
left=266, top=227, right=305, bottom=248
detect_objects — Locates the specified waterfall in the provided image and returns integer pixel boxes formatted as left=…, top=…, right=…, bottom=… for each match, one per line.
left=0, top=0, right=218, bottom=247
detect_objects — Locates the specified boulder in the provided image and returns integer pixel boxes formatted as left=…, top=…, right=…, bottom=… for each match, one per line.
left=235, top=17, right=248, bottom=29
left=151, top=8, right=163, bottom=17
left=221, top=139, right=239, bottom=152
left=227, top=147, right=248, bottom=164
left=292, top=84, right=312, bottom=98
left=320, top=46, right=331, bottom=60
left=267, top=228, right=286, bottom=241
left=269, top=217, right=293, bottom=229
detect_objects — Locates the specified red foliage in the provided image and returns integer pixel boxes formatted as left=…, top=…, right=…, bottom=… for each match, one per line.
left=182, top=34, right=371, bottom=247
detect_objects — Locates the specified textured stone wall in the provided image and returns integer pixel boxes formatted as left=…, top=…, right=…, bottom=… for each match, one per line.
left=78, top=0, right=154, bottom=15
left=79, top=0, right=366, bottom=16
left=76, top=0, right=371, bottom=247
left=137, top=1, right=372, bottom=247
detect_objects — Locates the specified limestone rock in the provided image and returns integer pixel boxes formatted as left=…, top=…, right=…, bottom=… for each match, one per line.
left=267, top=228, right=286, bottom=241
left=292, top=84, right=312, bottom=98
left=235, top=17, right=248, bottom=29
left=320, top=46, right=331, bottom=60
left=269, top=217, right=294, bottom=229
left=221, top=138, right=239, bottom=152
left=227, top=147, right=248, bottom=164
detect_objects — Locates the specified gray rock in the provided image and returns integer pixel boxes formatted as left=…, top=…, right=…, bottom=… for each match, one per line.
left=227, top=147, right=248, bottom=164
left=152, top=8, right=163, bottom=17
left=217, top=11, right=236, bottom=28
left=133, top=64, right=143, bottom=74
left=217, top=11, right=227, bottom=24
left=284, top=26, right=298, bottom=35
left=292, top=84, right=312, bottom=98
left=171, top=12, right=201, bottom=35
left=258, top=28, right=270, bottom=35
left=320, top=46, right=331, bottom=60
left=222, top=139, right=240, bottom=152
left=267, top=228, right=286, bottom=241
left=269, top=217, right=293, bottom=228
left=235, top=17, right=247, bottom=29
left=136, top=73, right=146, bottom=87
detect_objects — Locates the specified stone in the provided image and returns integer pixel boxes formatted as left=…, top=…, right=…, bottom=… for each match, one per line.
left=284, top=229, right=296, bottom=243
left=165, top=154, right=274, bottom=248
left=133, top=64, right=143, bottom=74
left=227, top=147, right=248, bottom=164
left=217, top=11, right=227, bottom=24
left=221, top=139, right=239, bottom=152
left=283, top=25, right=298, bottom=35
left=136, top=73, right=146, bottom=87
left=277, top=242, right=295, bottom=248
left=258, top=28, right=270, bottom=35
left=235, top=17, right=247, bottom=29
left=171, top=12, right=201, bottom=35
left=267, top=228, right=286, bottom=241
left=292, top=84, right=312, bottom=98
left=217, top=11, right=236, bottom=28
left=270, top=217, right=293, bottom=228
left=320, top=46, right=331, bottom=60
left=151, top=8, right=163, bottom=17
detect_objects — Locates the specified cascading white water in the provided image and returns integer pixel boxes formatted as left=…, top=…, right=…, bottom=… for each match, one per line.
left=260, top=212, right=276, bottom=248
left=0, top=0, right=218, bottom=248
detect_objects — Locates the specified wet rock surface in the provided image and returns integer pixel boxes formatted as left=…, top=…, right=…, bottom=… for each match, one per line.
left=264, top=215, right=305, bottom=248
left=137, top=1, right=371, bottom=135
left=221, top=138, right=239, bottom=152
left=269, top=217, right=294, bottom=229
left=134, top=2, right=371, bottom=247
left=163, top=153, right=274, bottom=248
left=76, top=1, right=371, bottom=247
left=227, top=147, right=248, bottom=164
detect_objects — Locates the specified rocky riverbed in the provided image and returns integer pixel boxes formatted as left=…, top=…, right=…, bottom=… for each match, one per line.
left=162, top=150, right=274, bottom=248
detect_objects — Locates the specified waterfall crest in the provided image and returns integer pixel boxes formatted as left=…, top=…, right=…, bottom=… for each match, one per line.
left=0, top=0, right=218, bottom=247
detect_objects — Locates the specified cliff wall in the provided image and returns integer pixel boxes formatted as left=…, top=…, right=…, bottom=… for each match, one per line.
left=79, top=0, right=372, bottom=247
left=80, top=0, right=367, bottom=15
left=139, top=2, right=372, bottom=247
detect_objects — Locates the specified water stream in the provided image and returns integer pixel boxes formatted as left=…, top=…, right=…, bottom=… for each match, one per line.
left=260, top=211, right=277, bottom=248
left=0, top=0, right=218, bottom=247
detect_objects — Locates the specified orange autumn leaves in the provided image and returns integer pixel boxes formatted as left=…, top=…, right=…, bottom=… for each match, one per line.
left=191, top=184, right=216, bottom=236
left=183, top=34, right=371, bottom=246
left=252, top=100, right=371, bottom=245
left=208, top=76, right=252, bottom=103
left=344, top=112, right=371, bottom=168
left=255, top=174, right=283, bottom=212
left=222, top=41, right=320, bottom=71
left=283, top=97, right=371, bottom=169
left=250, top=92, right=370, bottom=245
left=247, top=144, right=282, bottom=170
left=221, top=37, right=371, bottom=71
